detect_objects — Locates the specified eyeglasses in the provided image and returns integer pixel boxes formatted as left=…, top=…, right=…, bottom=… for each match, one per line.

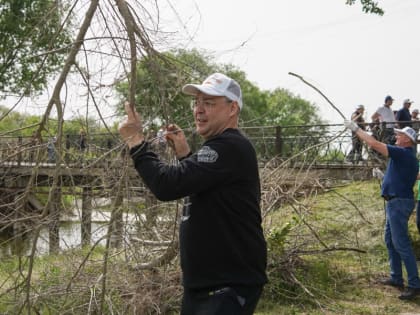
left=190, top=97, right=232, bottom=110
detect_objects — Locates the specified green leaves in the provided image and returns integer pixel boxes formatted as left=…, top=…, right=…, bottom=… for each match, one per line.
left=115, top=49, right=217, bottom=130
left=0, top=0, right=72, bottom=95
left=115, top=49, right=324, bottom=138
left=345, top=0, right=384, bottom=16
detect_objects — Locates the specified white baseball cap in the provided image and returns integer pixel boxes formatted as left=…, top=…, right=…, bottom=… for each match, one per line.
left=182, top=73, right=243, bottom=109
left=403, top=98, right=414, bottom=104
left=394, top=126, right=417, bottom=143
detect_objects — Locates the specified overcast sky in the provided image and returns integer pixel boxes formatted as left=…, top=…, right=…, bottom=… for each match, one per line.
left=4, top=0, right=419, bottom=126
left=163, top=0, right=420, bottom=123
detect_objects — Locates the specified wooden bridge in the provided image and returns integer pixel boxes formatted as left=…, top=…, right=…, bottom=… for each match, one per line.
left=0, top=124, right=381, bottom=255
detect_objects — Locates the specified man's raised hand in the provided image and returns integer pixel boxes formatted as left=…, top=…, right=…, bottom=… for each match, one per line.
left=118, top=101, right=144, bottom=148
left=344, top=119, right=359, bottom=132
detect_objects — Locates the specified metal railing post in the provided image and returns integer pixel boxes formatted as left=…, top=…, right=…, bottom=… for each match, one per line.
left=275, top=126, right=283, bottom=156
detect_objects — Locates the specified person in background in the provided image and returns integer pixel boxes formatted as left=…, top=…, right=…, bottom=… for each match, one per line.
left=47, top=136, right=56, bottom=163
left=370, top=117, right=381, bottom=142
left=29, top=131, right=39, bottom=162
left=346, top=104, right=366, bottom=163
left=79, top=129, right=87, bottom=152
left=411, top=109, right=420, bottom=132
left=119, top=73, right=267, bottom=314
left=64, top=134, right=71, bottom=163
left=417, top=166, right=420, bottom=235
left=396, top=99, right=414, bottom=128
left=371, top=95, right=396, bottom=145
left=411, top=108, right=420, bottom=155
left=344, top=119, right=420, bottom=300
left=65, top=134, right=71, bottom=151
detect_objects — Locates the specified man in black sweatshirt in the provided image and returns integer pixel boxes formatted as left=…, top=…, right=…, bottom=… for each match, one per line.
left=119, top=73, right=267, bottom=315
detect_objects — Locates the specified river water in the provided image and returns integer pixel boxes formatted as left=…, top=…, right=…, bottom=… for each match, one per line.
left=0, top=207, right=140, bottom=257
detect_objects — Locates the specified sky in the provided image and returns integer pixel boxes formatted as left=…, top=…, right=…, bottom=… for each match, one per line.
left=3, top=0, right=420, bottom=126
left=160, top=0, right=420, bottom=124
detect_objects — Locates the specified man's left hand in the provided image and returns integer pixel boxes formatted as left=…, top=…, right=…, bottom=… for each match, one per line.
left=165, top=124, right=191, bottom=159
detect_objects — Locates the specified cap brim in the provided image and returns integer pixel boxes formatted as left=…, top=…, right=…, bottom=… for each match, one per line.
left=182, top=84, right=225, bottom=97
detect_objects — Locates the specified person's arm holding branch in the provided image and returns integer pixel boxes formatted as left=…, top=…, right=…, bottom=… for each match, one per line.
left=344, top=120, right=388, bottom=157
left=119, top=101, right=191, bottom=159
left=119, top=101, right=144, bottom=149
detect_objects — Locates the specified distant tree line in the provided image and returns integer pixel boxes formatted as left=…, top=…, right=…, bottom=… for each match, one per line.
left=115, top=49, right=325, bottom=131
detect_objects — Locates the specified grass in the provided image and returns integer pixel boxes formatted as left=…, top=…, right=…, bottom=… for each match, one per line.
left=2, top=180, right=420, bottom=314
left=256, top=179, right=420, bottom=314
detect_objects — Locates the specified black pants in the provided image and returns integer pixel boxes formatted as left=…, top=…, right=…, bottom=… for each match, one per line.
left=181, top=285, right=263, bottom=315
left=347, top=135, right=363, bottom=162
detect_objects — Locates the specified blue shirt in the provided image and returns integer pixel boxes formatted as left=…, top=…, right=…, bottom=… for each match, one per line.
left=396, top=108, right=412, bottom=128
left=381, top=145, right=418, bottom=199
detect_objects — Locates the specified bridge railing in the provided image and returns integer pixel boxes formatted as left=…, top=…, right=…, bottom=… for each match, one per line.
left=0, top=123, right=383, bottom=166
left=241, top=123, right=355, bottom=165
left=0, top=133, right=123, bottom=166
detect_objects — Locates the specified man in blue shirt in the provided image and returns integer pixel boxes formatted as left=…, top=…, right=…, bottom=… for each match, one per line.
left=396, top=99, right=414, bottom=128
left=345, top=120, right=420, bottom=300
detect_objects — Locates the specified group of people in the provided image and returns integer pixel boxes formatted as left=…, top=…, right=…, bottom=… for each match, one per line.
left=118, top=72, right=420, bottom=315
left=347, top=95, right=420, bottom=163
left=344, top=117, right=420, bottom=300
left=346, top=96, right=420, bottom=300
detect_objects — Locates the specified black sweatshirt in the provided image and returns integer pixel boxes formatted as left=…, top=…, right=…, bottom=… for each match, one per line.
left=130, top=128, right=267, bottom=289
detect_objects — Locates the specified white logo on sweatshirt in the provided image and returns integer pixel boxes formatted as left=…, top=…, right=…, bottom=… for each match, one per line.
left=197, top=146, right=218, bottom=163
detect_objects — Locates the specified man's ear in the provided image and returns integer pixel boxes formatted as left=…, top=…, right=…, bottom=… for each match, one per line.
left=230, top=102, right=240, bottom=116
